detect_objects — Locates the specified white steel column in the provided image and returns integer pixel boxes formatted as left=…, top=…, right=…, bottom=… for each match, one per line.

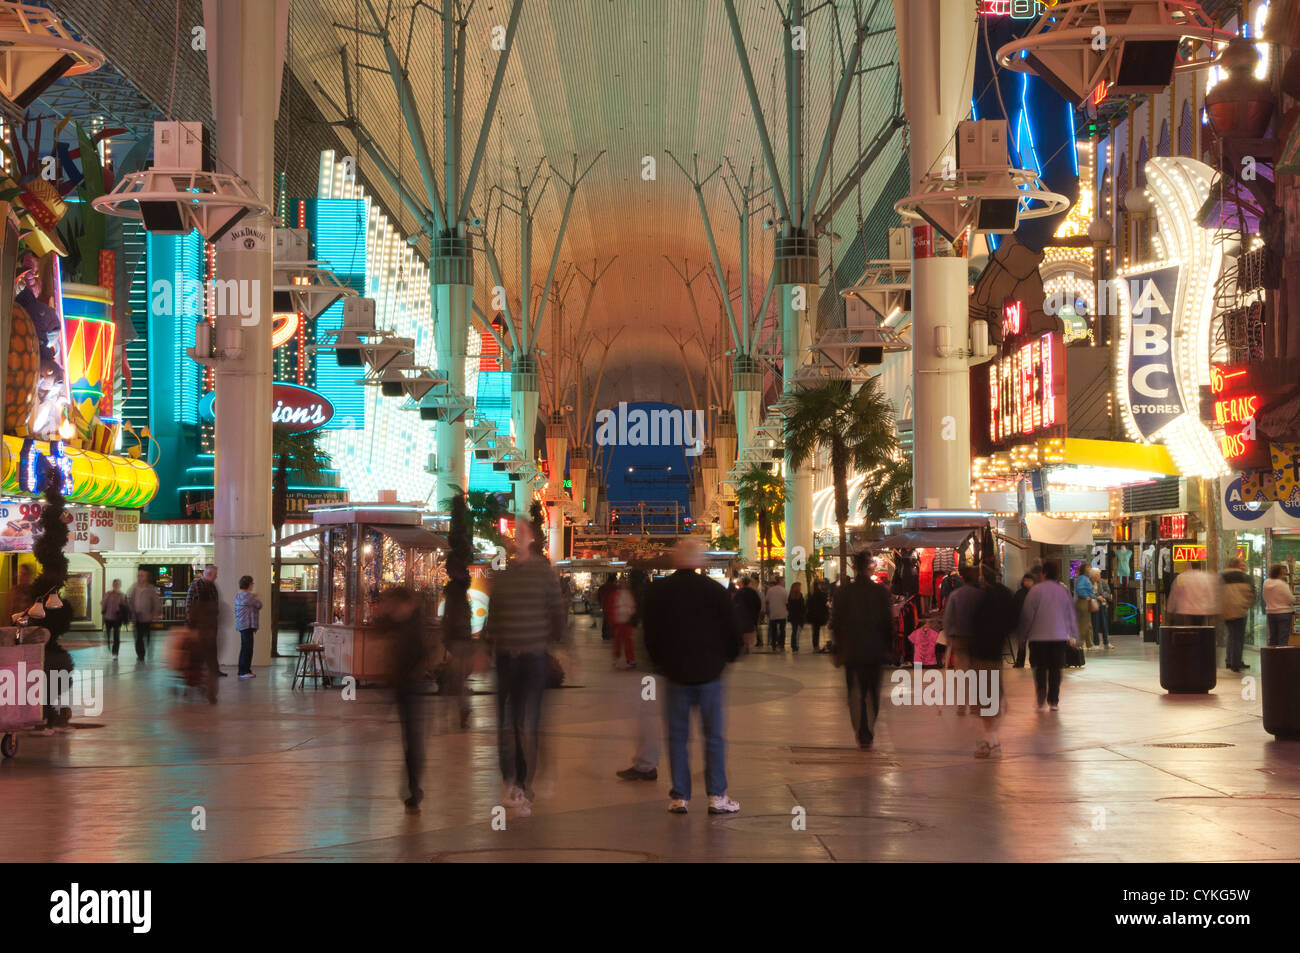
left=206, top=0, right=282, bottom=667
left=896, top=0, right=975, bottom=510
left=433, top=265, right=471, bottom=497
left=781, top=270, right=816, bottom=583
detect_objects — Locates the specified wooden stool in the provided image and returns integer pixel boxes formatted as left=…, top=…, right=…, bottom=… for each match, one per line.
left=292, top=643, right=331, bottom=690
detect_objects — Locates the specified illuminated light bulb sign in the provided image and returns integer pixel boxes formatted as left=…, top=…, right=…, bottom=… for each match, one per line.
left=199, top=382, right=335, bottom=434
left=1115, top=158, right=1227, bottom=477
left=978, top=311, right=1065, bottom=456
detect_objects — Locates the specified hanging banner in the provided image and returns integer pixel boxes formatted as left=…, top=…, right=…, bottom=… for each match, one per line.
left=1124, top=265, right=1184, bottom=441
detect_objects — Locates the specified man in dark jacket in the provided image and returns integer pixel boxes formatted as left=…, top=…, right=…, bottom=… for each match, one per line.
left=185, top=564, right=222, bottom=701
left=733, top=575, right=763, bottom=651
left=380, top=586, right=428, bottom=813
left=644, top=538, right=743, bottom=815
left=832, top=551, right=894, bottom=748
left=1012, top=573, right=1034, bottom=667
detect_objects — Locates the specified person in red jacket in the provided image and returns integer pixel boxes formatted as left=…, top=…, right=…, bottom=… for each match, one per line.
left=604, top=577, right=637, bottom=668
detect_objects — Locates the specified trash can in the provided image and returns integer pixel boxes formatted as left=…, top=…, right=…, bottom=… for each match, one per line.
left=1158, top=625, right=1216, bottom=693
left=1261, top=646, right=1300, bottom=739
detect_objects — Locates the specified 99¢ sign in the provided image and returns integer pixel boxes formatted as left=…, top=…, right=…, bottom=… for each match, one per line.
left=0, top=500, right=46, bottom=552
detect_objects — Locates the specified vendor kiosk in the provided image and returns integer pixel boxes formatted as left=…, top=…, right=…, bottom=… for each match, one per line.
left=310, top=503, right=446, bottom=682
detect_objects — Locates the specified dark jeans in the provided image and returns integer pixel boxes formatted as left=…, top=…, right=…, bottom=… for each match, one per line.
left=238, top=628, right=255, bottom=675
left=845, top=663, right=883, bottom=746
left=1268, top=613, right=1294, bottom=647
left=105, top=620, right=122, bottom=655
left=133, top=621, right=152, bottom=660
left=495, top=650, right=549, bottom=793
left=1014, top=638, right=1027, bottom=667
left=198, top=625, right=219, bottom=702
left=769, top=619, right=787, bottom=649
left=789, top=621, right=802, bottom=652
left=1029, top=641, right=1066, bottom=706
left=811, top=622, right=824, bottom=652
left=1092, top=607, right=1110, bottom=645
left=665, top=677, right=726, bottom=801
left=395, top=685, right=424, bottom=804
left=1225, top=617, right=1247, bottom=669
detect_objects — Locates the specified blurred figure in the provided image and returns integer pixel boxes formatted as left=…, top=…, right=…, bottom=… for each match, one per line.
left=234, top=575, right=261, bottom=678
left=485, top=518, right=567, bottom=817
left=938, top=568, right=962, bottom=606
left=616, top=600, right=659, bottom=782
left=733, top=575, right=762, bottom=653
left=1090, top=568, right=1112, bottom=649
left=605, top=577, right=637, bottom=669
left=379, top=586, right=429, bottom=814
left=808, top=579, right=830, bottom=653
left=765, top=575, right=788, bottom=651
left=971, top=568, right=1014, bottom=758
left=644, top=537, right=742, bottom=814
left=1017, top=560, right=1078, bottom=712
left=1012, top=573, right=1034, bottom=668
left=185, top=564, right=222, bottom=703
left=1073, top=568, right=1096, bottom=649
left=1166, top=566, right=1218, bottom=625
left=127, top=568, right=162, bottom=662
left=1264, top=563, right=1294, bottom=647
left=100, top=578, right=127, bottom=658
left=442, top=569, right=475, bottom=729
left=787, top=581, right=806, bottom=654
left=596, top=575, right=616, bottom=642
left=942, top=565, right=982, bottom=714
left=609, top=507, right=621, bottom=534
left=832, top=551, right=894, bottom=748
left=1220, top=558, right=1255, bottom=672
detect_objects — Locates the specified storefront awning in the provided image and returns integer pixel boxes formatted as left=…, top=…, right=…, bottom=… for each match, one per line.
left=1024, top=513, right=1093, bottom=546
left=874, top=527, right=981, bottom=550
left=378, top=525, right=449, bottom=550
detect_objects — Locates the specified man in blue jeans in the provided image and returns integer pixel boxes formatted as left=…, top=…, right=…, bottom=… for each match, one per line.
left=643, top=538, right=742, bottom=815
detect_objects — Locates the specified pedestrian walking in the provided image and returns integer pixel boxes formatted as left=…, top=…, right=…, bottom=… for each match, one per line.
left=8, top=563, right=34, bottom=622
left=971, top=568, right=1014, bottom=758
left=185, top=565, right=222, bottom=702
left=1166, top=566, right=1218, bottom=625
left=615, top=608, right=659, bottom=782
left=787, top=581, right=806, bottom=653
left=441, top=567, right=475, bottom=730
left=643, top=537, right=742, bottom=814
left=596, top=575, right=616, bottom=642
left=808, top=579, right=830, bottom=653
left=605, top=577, right=637, bottom=668
left=1090, top=568, right=1112, bottom=648
left=764, top=576, right=788, bottom=651
left=484, top=518, right=567, bottom=817
left=1012, top=573, right=1034, bottom=668
left=379, top=586, right=429, bottom=814
left=1220, top=558, right=1254, bottom=671
left=100, top=579, right=127, bottom=658
left=1073, top=568, right=1097, bottom=648
left=233, top=575, right=262, bottom=678
left=127, top=568, right=163, bottom=662
left=1017, top=560, right=1079, bottom=712
left=734, top=575, right=762, bottom=652
left=1264, top=563, right=1294, bottom=647
left=942, top=565, right=983, bottom=714
left=831, top=551, right=894, bottom=749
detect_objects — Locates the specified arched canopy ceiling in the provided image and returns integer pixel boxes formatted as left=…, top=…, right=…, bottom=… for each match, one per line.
left=286, top=0, right=906, bottom=408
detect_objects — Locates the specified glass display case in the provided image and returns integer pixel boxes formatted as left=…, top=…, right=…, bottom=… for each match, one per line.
left=311, top=504, right=446, bottom=682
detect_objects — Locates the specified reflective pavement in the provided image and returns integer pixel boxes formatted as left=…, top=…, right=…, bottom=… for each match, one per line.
left=2, top=618, right=1297, bottom=862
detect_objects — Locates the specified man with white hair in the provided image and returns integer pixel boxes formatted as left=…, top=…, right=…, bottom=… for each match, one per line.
left=643, top=537, right=742, bottom=814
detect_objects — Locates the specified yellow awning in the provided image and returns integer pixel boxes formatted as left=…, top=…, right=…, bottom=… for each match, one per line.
left=1037, top=437, right=1180, bottom=476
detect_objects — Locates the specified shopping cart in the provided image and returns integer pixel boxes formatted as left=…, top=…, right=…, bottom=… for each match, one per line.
left=0, top=638, right=46, bottom=759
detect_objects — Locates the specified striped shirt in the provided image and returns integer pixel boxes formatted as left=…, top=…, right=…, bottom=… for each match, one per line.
left=485, top=558, right=566, bottom=655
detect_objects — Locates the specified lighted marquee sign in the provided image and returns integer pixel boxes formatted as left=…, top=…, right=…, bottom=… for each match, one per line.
left=199, top=383, right=335, bottom=434
left=980, top=300, right=1065, bottom=455
left=1115, top=158, right=1227, bottom=478
left=979, top=0, right=1050, bottom=16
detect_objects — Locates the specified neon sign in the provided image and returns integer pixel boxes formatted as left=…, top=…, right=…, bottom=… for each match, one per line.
left=1002, top=298, right=1024, bottom=338
left=979, top=0, right=1049, bottom=17
left=987, top=332, right=1061, bottom=449
left=1208, top=363, right=1266, bottom=468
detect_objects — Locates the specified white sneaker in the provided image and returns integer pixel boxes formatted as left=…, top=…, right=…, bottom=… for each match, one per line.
left=668, top=798, right=689, bottom=814
left=1049, top=703, right=1060, bottom=711
left=708, top=794, right=740, bottom=814
left=512, top=799, right=532, bottom=818
left=502, top=785, right=527, bottom=807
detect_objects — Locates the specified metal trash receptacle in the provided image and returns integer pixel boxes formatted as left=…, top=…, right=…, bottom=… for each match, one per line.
left=1261, top=646, right=1300, bottom=739
left=1158, top=625, right=1217, bottom=694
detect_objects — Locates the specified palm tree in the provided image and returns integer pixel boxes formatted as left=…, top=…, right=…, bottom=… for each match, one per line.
left=734, top=463, right=785, bottom=584
left=783, top=378, right=898, bottom=581
left=861, top=456, right=913, bottom=534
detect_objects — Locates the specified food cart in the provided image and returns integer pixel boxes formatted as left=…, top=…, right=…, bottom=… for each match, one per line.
left=309, top=502, right=446, bottom=683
